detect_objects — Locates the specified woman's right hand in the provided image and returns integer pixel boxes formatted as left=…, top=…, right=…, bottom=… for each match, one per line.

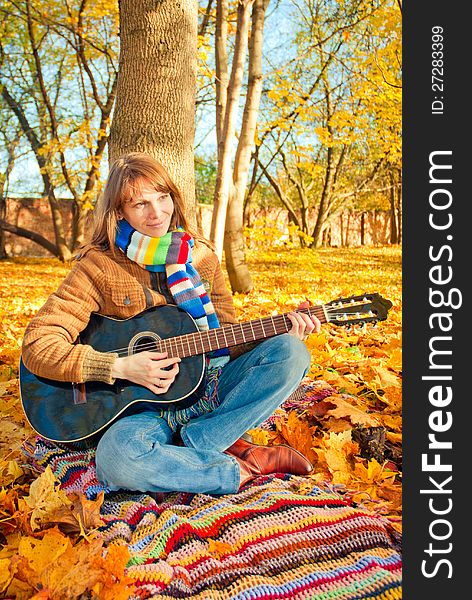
left=111, top=352, right=181, bottom=394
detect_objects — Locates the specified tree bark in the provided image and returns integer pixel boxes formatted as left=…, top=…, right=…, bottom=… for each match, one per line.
left=396, top=170, right=402, bottom=244
left=224, top=0, right=268, bottom=293
left=0, top=142, right=17, bottom=258
left=215, top=0, right=229, bottom=157
left=0, top=198, right=6, bottom=258
left=210, top=0, right=255, bottom=260
left=108, top=0, right=198, bottom=226
left=389, top=168, right=402, bottom=244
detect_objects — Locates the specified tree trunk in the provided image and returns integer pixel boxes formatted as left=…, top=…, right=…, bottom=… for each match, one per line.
left=210, top=0, right=255, bottom=260
left=224, top=0, right=268, bottom=293
left=345, top=211, right=351, bottom=246
left=0, top=197, right=6, bottom=258
left=48, top=191, right=72, bottom=261
left=391, top=168, right=402, bottom=244
left=108, top=0, right=198, bottom=226
left=71, top=203, right=93, bottom=252
left=389, top=171, right=398, bottom=244
left=311, top=144, right=335, bottom=248
left=0, top=175, right=8, bottom=258
left=396, top=172, right=402, bottom=243
left=215, top=0, right=229, bottom=156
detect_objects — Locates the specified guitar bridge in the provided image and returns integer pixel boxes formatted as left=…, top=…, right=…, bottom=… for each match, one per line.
left=73, top=382, right=87, bottom=404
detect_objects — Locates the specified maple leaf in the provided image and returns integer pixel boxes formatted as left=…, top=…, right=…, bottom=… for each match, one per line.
left=386, top=347, right=402, bottom=372
left=367, top=364, right=401, bottom=390
left=0, top=418, right=30, bottom=457
left=0, top=460, right=24, bottom=486
left=90, top=543, right=135, bottom=600
left=323, top=394, right=380, bottom=427
left=10, top=527, right=107, bottom=599
left=67, top=491, right=105, bottom=535
left=306, top=399, right=337, bottom=419
left=381, top=386, right=402, bottom=410
left=386, top=431, right=402, bottom=444
left=377, top=482, right=403, bottom=513
left=321, top=430, right=359, bottom=485
left=207, top=538, right=234, bottom=558
left=0, top=487, right=34, bottom=536
left=0, top=557, right=13, bottom=595
left=247, top=428, right=270, bottom=446
left=33, top=491, right=106, bottom=537
left=277, top=412, right=318, bottom=463
left=352, top=458, right=399, bottom=502
left=320, top=370, right=360, bottom=396
left=22, top=466, right=72, bottom=531
left=322, top=417, right=354, bottom=433
left=0, top=365, right=14, bottom=382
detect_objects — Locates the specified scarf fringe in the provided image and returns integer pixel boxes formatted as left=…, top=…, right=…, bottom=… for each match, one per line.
left=157, top=365, right=223, bottom=430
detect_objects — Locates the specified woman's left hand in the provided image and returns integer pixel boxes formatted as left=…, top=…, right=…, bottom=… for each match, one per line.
left=287, top=300, right=321, bottom=341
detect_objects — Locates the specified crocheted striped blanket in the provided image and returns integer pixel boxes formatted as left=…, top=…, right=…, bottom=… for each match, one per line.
left=25, top=380, right=402, bottom=599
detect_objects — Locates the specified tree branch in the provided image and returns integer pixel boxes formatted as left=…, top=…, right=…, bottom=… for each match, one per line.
left=0, top=219, right=58, bottom=256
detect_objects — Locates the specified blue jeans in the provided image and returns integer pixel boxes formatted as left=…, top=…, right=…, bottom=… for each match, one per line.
left=95, top=334, right=310, bottom=495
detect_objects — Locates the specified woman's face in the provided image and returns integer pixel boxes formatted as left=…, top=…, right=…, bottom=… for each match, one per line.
left=119, top=178, right=174, bottom=237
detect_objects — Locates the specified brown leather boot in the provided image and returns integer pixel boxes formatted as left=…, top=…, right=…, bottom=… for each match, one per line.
left=232, top=456, right=259, bottom=487
left=225, top=437, right=313, bottom=484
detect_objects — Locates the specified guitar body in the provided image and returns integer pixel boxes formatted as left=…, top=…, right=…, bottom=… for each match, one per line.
left=20, top=305, right=206, bottom=443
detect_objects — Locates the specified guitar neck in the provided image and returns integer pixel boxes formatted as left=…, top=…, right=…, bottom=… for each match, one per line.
left=158, top=305, right=328, bottom=359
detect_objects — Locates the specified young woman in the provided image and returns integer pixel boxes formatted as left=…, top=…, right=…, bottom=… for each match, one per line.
left=21, top=152, right=321, bottom=495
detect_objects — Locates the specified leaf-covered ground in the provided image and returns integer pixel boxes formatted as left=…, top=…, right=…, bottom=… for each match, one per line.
left=0, top=246, right=401, bottom=598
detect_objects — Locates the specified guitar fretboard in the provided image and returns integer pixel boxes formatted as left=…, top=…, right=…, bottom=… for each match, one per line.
left=155, top=306, right=327, bottom=358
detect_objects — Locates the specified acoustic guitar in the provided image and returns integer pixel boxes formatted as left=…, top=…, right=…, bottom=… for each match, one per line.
left=19, top=293, right=392, bottom=442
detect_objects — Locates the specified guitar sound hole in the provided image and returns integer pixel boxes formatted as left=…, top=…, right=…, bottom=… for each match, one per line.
left=132, top=335, right=173, bottom=373
left=134, top=337, right=159, bottom=353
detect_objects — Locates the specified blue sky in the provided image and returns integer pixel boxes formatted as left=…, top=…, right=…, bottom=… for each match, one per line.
left=4, top=0, right=300, bottom=197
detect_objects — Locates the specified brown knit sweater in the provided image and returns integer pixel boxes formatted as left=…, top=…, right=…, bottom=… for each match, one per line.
left=21, top=240, right=240, bottom=385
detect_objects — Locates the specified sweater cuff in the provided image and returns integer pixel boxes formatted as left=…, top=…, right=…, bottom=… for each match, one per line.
left=82, top=347, right=118, bottom=384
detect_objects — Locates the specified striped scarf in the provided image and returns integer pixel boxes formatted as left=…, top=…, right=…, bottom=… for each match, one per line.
left=115, top=220, right=229, bottom=359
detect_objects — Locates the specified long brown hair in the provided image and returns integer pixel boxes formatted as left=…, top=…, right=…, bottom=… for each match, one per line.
left=89, top=152, right=192, bottom=250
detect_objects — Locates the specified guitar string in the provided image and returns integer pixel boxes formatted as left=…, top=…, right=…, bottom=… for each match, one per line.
left=104, top=308, right=326, bottom=356
left=101, top=306, right=373, bottom=357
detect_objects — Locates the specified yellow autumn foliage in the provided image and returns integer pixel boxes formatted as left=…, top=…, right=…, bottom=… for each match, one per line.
left=0, top=244, right=402, bottom=595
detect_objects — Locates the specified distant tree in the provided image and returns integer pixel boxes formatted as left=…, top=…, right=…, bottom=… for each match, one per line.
left=0, top=130, right=19, bottom=258
left=0, top=0, right=119, bottom=260
left=209, top=0, right=269, bottom=293
left=254, top=0, right=401, bottom=247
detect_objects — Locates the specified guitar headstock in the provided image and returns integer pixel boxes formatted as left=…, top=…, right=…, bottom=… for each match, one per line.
left=324, top=293, right=393, bottom=327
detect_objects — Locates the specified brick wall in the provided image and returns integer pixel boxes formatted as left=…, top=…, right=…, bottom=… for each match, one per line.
left=1, top=197, right=393, bottom=257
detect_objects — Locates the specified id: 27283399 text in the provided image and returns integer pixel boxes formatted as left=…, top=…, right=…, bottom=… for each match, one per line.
left=431, top=25, right=444, bottom=115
